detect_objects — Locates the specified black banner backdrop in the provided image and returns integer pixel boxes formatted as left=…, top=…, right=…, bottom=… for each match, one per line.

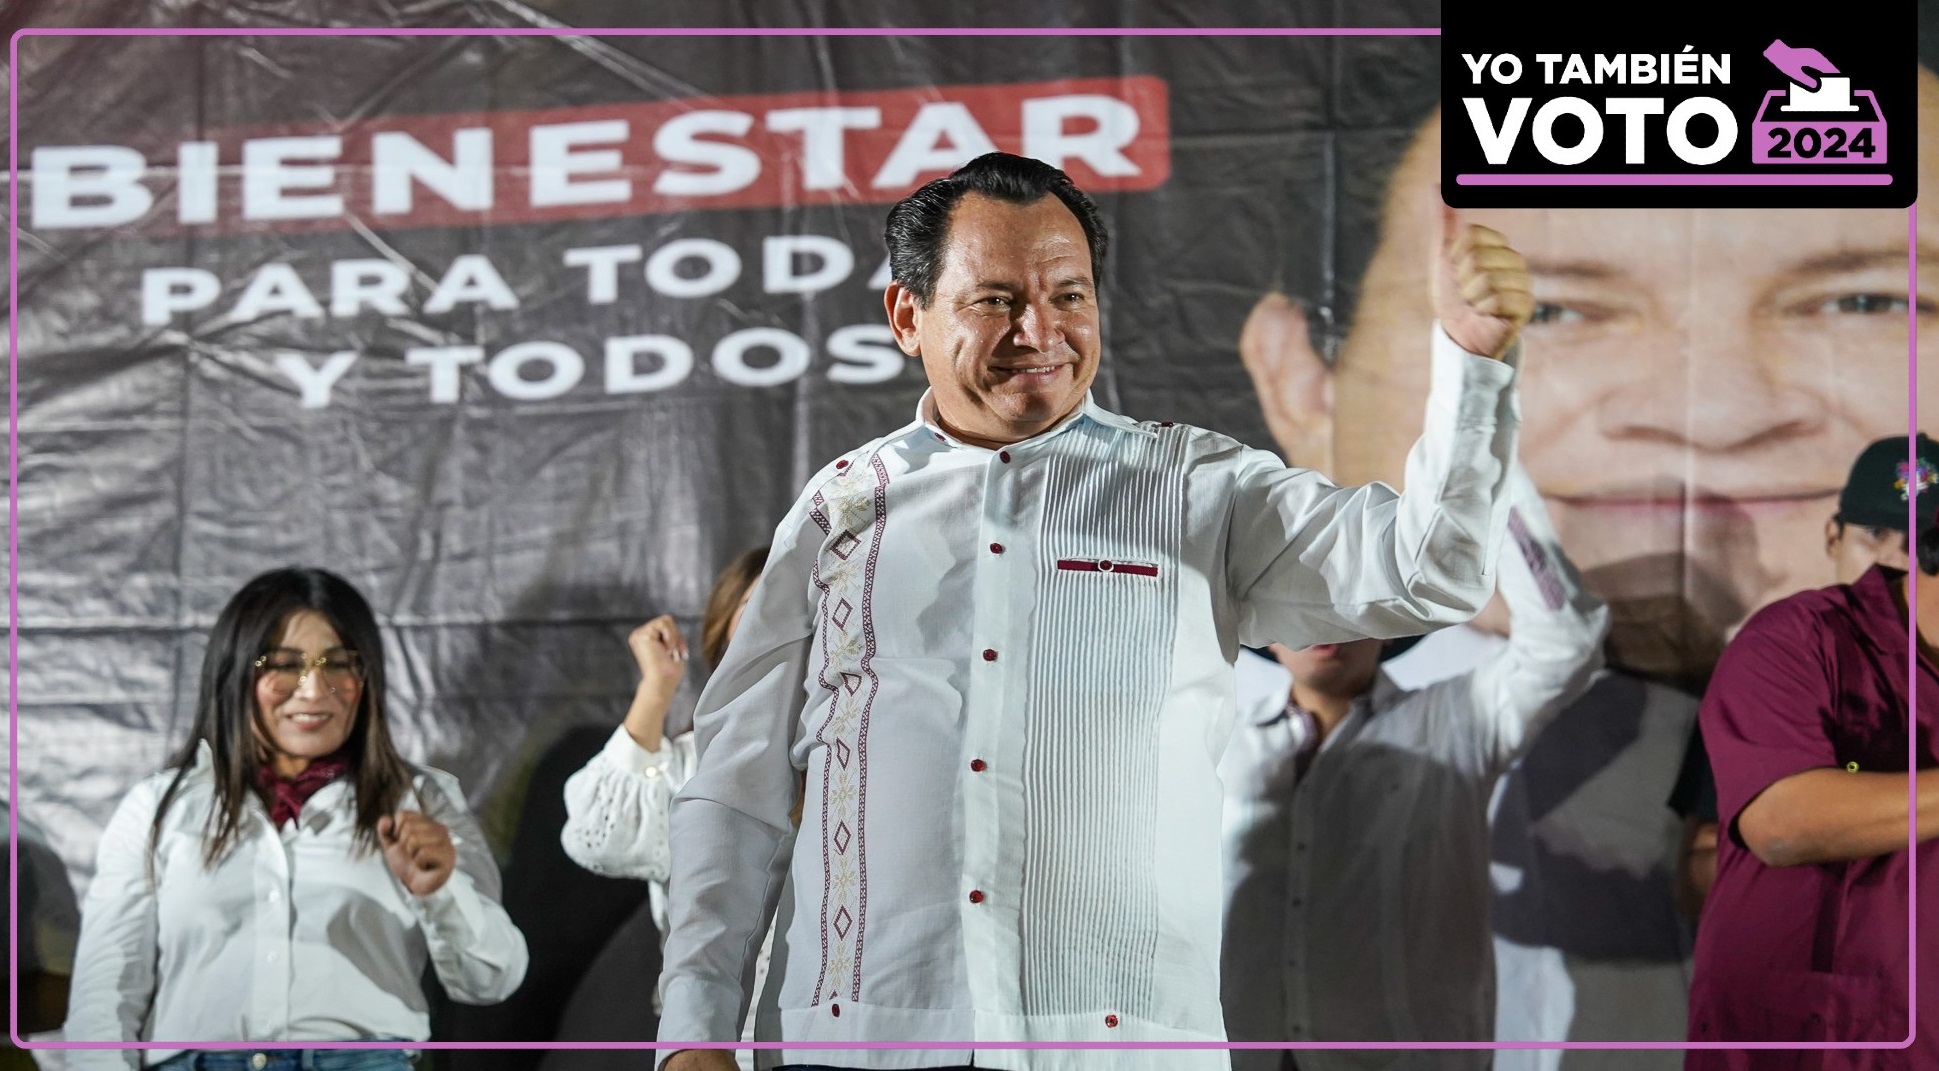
left=7, top=0, right=1932, bottom=1057
left=11, top=5, right=1441, bottom=893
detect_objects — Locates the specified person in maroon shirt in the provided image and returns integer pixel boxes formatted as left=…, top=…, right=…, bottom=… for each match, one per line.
left=1689, top=503, right=1939, bottom=1069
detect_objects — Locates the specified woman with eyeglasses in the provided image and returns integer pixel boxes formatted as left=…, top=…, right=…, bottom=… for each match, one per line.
left=64, top=567, right=529, bottom=1071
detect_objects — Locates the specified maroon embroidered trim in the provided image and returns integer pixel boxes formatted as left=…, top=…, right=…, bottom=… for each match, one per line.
left=804, top=451, right=887, bottom=1005
left=850, top=462, right=886, bottom=1001
left=1054, top=557, right=1160, bottom=577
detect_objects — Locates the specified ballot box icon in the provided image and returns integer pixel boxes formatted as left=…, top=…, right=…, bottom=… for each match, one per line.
left=1751, top=40, right=1885, bottom=164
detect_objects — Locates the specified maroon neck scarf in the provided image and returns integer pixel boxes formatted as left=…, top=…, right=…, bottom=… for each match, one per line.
left=255, top=753, right=351, bottom=828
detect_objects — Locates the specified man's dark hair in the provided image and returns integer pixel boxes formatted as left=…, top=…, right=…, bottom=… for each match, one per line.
left=884, top=152, right=1108, bottom=306
left=1918, top=522, right=1939, bottom=577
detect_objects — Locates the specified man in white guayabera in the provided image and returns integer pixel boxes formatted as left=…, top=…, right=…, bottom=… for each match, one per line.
left=656, top=151, right=1534, bottom=1071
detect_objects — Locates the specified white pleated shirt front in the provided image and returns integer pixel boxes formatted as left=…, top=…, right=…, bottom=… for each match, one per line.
left=657, top=329, right=1520, bottom=1071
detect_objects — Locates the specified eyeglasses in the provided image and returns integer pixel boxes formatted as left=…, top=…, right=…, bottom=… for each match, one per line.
left=254, top=649, right=365, bottom=695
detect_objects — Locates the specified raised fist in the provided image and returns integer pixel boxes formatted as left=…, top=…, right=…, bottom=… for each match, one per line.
left=1433, top=205, right=1533, bottom=360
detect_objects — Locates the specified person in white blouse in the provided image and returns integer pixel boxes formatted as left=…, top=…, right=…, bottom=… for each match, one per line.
left=560, top=546, right=777, bottom=1069
left=63, top=567, right=529, bottom=1071
left=1218, top=462, right=1608, bottom=1070
left=657, top=151, right=1534, bottom=1071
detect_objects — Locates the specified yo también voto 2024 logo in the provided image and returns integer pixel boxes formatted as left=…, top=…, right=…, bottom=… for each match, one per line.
left=1441, top=4, right=1913, bottom=208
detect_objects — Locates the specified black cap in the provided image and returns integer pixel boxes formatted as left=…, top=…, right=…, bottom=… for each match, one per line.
left=1836, top=433, right=1939, bottom=531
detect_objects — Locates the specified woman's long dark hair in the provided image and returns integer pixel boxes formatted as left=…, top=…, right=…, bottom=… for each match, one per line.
left=700, top=545, right=770, bottom=669
left=150, top=567, right=414, bottom=869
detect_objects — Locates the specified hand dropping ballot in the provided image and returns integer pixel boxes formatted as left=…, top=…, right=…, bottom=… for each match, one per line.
left=1752, top=39, right=1885, bottom=163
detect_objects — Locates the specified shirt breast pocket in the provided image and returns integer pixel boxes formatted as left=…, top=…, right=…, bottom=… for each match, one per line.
left=1829, top=701, right=1907, bottom=776
left=1053, top=556, right=1161, bottom=578
left=1745, top=969, right=1899, bottom=1044
left=1038, top=551, right=1178, bottom=700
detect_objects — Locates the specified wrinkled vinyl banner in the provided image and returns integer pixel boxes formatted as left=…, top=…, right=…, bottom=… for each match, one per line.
left=16, top=15, right=1424, bottom=888
left=10, top=0, right=1932, bottom=1058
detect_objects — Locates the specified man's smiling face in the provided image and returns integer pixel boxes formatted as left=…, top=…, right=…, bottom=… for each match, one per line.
left=1314, top=95, right=1936, bottom=679
left=888, top=193, right=1101, bottom=448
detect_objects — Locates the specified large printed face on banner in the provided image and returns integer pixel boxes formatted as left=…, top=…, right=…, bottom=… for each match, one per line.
left=1243, top=68, right=1937, bottom=684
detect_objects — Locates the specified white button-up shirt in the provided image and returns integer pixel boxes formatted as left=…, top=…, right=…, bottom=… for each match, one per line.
left=563, top=726, right=701, bottom=941
left=63, top=744, right=529, bottom=1068
left=1217, top=465, right=1607, bottom=1071
left=658, top=329, right=1519, bottom=1071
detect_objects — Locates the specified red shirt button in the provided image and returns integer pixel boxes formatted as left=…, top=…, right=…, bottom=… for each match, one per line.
left=998, top=450, right=1011, bottom=463
left=831, top=1003, right=841, bottom=1017
left=968, top=890, right=985, bottom=904
left=1105, top=1014, right=1120, bottom=1028
left=835, top=458, right=849, bottom=469
left=982, top=648, right=998, bottom=662
left=970, top=759, right=987, bottom=772
left=1099, top=560, right=1115, bottom=572
left=989, top=542, right=1004, bottom=554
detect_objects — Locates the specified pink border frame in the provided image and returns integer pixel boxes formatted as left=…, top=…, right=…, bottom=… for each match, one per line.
left=3, top=20, right=1923, bottom=1055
